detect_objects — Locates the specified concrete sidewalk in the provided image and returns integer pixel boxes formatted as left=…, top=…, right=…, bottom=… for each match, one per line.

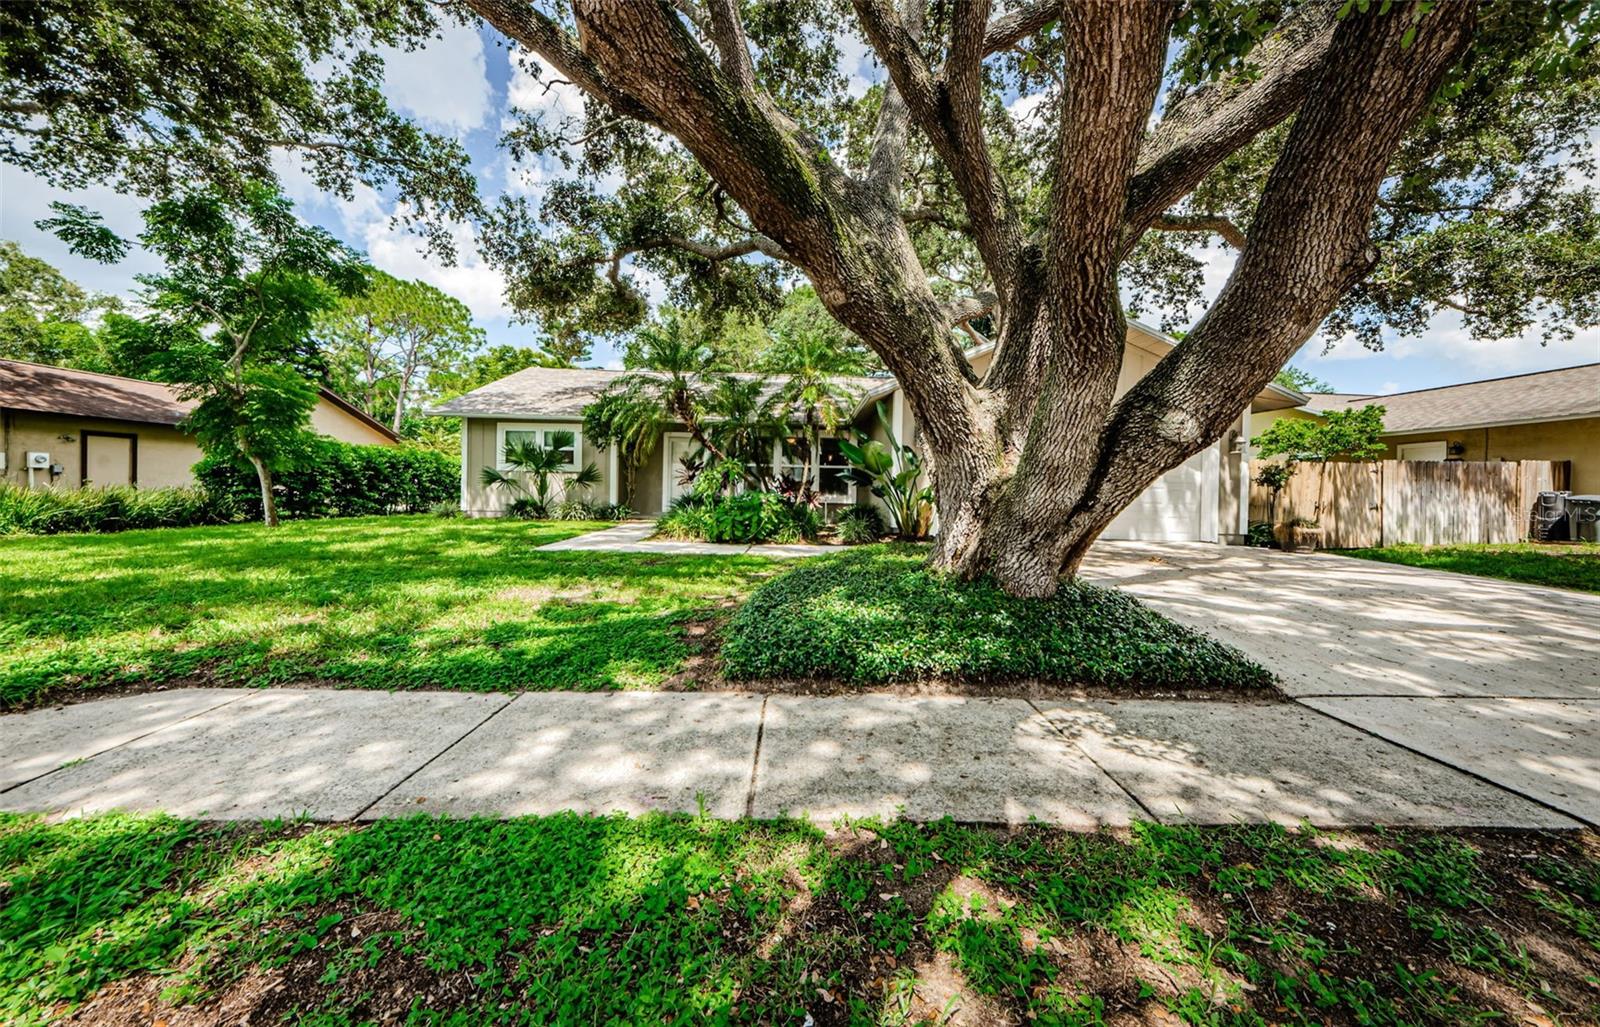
left=1, top=688, right=1583, bottom=829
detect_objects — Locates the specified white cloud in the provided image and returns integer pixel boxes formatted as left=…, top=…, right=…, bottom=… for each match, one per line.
left=1007, top=92, right=1048, bottom=125
left=0, top=166, right=163, bottom=297
left=835, top=32, right=879, bottom=99
left=378, top=20, right=491, bottom=133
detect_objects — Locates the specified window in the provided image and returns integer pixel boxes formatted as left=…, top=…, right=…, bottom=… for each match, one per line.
left=497, top=424, right=581, bottom=471
left=817, top=437, right=852, bottom=499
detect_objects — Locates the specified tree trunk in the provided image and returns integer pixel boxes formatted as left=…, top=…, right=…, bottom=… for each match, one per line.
left=247, top=453, right=279, bottom=528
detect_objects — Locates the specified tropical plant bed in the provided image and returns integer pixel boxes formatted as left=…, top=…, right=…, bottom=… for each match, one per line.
left=3, top=812, right=1596, bottom=1027
left=718, top=545, right=1274, bottom=693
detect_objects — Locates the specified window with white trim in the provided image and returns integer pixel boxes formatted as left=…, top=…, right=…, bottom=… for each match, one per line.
left=496, top=423, right=581, bottom=470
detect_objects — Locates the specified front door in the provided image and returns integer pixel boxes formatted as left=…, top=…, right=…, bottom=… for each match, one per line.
left=662, top=433, right=699, bottom=508
left=82, top=432, right=135, bottom=487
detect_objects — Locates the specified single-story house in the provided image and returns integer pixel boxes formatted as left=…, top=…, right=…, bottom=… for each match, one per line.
left=0, top=358, right=399, bottom=490
left=1250, top=362, right=1600, bottom=493
left=430, top=321, right=1306, bottom=543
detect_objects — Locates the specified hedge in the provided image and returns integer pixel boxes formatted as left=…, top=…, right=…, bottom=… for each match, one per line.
left=196, top=439, right=457, bottom=520
left=0, top=483, right=237, bottom=535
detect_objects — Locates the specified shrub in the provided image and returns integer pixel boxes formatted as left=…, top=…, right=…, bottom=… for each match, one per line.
left=551, top=499, right=598, bottom=520
left=429, top=500, right=460, bottom=518
left=720, top=544, right=1273, bottom=689
left=597, top=503, right=634, bottom=521
left=655, top=504, right=711, bottom=539
left=195, top=439, right=456, bottom=520
left=0, top=482, right=238, bottom=535
left=835, top=506, right=884, bottom=545
left=1246, top=521, right=1275, bottom=548
left=507, top=497, right=545, bottom=520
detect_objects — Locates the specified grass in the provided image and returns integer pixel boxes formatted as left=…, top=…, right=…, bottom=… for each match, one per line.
left=1, top=811, right=1595, bottom=1025
left=0, top=516, right=781, bottom=708
left=1336, top=541, right=1600, bottom=593
left=721, top=544, right=1272, bottom=690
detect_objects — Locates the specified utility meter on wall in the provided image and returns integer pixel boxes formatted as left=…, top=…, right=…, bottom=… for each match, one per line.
left=26, top=452, right=51, bottom=469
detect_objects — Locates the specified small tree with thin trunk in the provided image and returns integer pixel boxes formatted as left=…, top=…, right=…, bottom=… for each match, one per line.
left=41, top=187, right=369, bottom=526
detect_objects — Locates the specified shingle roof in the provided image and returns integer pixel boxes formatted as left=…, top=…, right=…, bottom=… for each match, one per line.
left=1313, top=363, right=1600, bottom=432
left=428, top=365, right=890, bottom=419
left=1299, top=392, right=1373, bottom=414
left=0, top=358, right=399, bottom=441
left=0, top=358, right=194, bottom=425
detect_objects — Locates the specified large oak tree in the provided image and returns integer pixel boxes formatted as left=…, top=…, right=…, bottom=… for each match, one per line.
left=463, top=0, right=1598, bottom=595
left=8, top=0, right=1598, bottom=594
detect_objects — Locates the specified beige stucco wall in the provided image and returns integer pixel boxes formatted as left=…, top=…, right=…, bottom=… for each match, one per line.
left=2, top=397, right=399, bottom=492
left=0, top=410, right=202, bottom=489
left=309, top=398, right=397, bottom=447
left=1249, top=406, right=1322, bottom=439
left=1380, top=417, right=1598, bottom=493
left=460, top=417, right=618, bottom=516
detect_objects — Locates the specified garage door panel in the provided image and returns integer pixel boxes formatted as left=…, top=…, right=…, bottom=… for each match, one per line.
left=1102, top=451, right=1206, bottom=542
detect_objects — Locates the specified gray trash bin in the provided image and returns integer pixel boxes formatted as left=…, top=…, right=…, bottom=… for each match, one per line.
left=1533, top=490, right=1571, bottom=541
left=1568, top=495, right=1600, bottom=543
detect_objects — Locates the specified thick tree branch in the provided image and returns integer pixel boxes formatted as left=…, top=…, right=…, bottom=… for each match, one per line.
left=1122, top=0, right=1341, bottom=246
left=463, top=0, right=658, bottom=125
left=1079, top=1, right=1478, bottom=554
left=705, top=0, right=756, bottom=92
left=866, top=2, right=924, bottom=197
left=1149, top=213, right=1247, bottom=249
left=853, top=0, right=1024, bottom=291
left=982, top=1, right=1057, bottom=56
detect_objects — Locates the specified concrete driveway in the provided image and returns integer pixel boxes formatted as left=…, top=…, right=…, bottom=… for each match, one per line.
left=1081, top=542, right=1600, bottom=824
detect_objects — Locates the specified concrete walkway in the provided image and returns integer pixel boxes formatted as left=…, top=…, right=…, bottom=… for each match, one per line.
left=0, top=688, right=1583, bottom=828
left=1081, top=541, right=1600, bottom=824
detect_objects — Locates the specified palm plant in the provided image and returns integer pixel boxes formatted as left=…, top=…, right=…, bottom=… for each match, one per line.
left=764, top=326, right=864, bottom=495
left=481, top=430, right=600, bottom=518
left=839, top=402, right=933, bottom=538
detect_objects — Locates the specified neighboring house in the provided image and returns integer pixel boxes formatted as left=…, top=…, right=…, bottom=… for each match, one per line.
left=0, top=359, right=399, bottom=490
left=430, top=321, right=1305, bottom=543
left=1250, top=363, right=1600, bottom=493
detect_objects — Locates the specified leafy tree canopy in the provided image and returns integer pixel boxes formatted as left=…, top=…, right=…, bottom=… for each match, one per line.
left=44, top=185, right=371, bottom=525
left=0, top=0, right=480, bottom=257
left=1274, top=365, right=1337, bottom=395
left=0, top=242, right=127, bottom=372
left=314, top=269, right=485, bottom=431
left=1252, top=404, right=1389, bottom=463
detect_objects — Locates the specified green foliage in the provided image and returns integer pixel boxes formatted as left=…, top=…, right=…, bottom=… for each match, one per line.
left=194, top=440, right=455, bottom=520
left=0, top=516, right=780, bottom=706
left=655, top=491, right=820, bottom=545
left=1274, top=365, right=1336, bottom=394
left=838, top=402, right=933, bottom=538
left=0, top=0, right=479, bottom=256
left=46, top=186, right=371, bottom=525
left=8, top=812, right=1586, bottom=1026
left=427, top=343, right=565, bottom=401
left=1339, top=541, right=1600, bottom=594
left=0, top=242, right=127, bottom=372
left=1252, top=405, right=1389, bottom=463
left=834, top=505, right=885, bottom=545
left=313, top=270, right=483, bottom=431
left=480, top=429, right=601, bottom=517
left=721, top=545, right=1272, bottom=688
left=1245, top=521, right=1276, bottom=548
left=0, top=483, right=236, bottom=535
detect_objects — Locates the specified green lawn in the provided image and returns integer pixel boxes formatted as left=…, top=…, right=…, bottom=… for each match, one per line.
left=1336, top=541, right=1600, bottom=593
left=1, top=812, right=1595, bottom=1025
left=0, top=517, right=1270, bottom=708
left=0, top=516, right=779, bottom=708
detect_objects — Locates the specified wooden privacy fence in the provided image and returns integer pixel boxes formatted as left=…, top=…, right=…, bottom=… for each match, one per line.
left=1247, top=459, right=1571, bottom=548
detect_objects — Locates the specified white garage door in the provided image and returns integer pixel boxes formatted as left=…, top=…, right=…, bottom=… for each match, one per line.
left=1101, top=446, right=1219, bottom=542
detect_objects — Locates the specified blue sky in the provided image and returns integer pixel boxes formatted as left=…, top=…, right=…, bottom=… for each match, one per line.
left=2, top=19, right=1595, bottom=395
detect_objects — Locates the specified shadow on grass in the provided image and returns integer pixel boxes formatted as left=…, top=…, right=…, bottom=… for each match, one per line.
left=1, top=517, right=782, bottom=707
left=3, top=813, right=1598, bottom=1027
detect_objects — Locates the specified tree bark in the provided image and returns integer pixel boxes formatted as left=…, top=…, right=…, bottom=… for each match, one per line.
left=247, top=453, right=279, bottom=528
